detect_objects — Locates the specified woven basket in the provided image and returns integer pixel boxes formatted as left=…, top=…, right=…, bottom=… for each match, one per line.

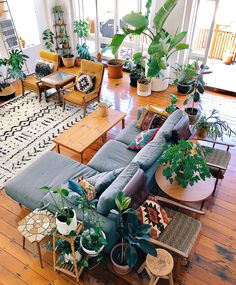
left=137, top=79, right=151, bottom=96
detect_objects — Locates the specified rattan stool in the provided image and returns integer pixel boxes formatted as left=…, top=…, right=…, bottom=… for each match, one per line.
left=138, top=248, right=174, bottom=285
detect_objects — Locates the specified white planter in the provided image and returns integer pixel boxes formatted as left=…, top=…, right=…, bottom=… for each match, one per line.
left=56, top=209, right=77, bottom=235
left=80, top=230, right=106, bottom=257
left=151, top=66, right=170, bottom=92
left=64, top=250, right=82, bottom=264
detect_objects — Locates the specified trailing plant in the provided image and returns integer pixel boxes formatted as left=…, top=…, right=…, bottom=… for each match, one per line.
left=112, top=192, right=157, bottom=268
left=76, top=43, right=94, bottom=60
left=42, top=29, right=55, bottom=52
left=193, top=109, right=236, bottom=140
left=74, top=20, right=90, bottom=44
left=159, top=140, right=211, bottom=188
left=102, top=0, right=189, bottom=77
left=165, top=93, right=179, bottom=114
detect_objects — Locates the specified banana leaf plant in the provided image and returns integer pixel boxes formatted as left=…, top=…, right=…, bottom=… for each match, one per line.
left=102, top=0, right=189, bottom=78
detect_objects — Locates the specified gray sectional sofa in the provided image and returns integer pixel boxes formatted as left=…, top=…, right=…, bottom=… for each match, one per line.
left=5, top=108, right=187, bottom=251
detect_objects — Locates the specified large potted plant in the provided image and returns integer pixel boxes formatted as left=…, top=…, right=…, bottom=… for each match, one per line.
left=159, top=140, right=211, bottom=188
left=110, top=192, right=157, bottom=275
left=0, top=49, right=28, bottom=100
left=40, top=186, right=77, bottom=235
left=193, top=109, right=236, bottom=140
left=103, top=0, right=189, bottom=90
left=75, top=43, right=94, bottom=67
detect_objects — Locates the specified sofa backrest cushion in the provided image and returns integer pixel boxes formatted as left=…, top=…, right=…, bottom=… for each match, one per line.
left=172, top=114, right=191, bottom=143
left=96, top=162, right=140, bottom=216
left=132, top=131, right=166, bottom=170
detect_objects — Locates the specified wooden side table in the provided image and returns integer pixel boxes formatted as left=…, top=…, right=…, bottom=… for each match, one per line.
left=17, top=209, right=56, bottom=268
left=138, top=248, right=174, bottom=285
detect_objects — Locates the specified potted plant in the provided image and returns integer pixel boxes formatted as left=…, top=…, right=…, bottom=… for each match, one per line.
left=110, top=192, right=157, bottom=275
left=193, top=109, right=236, bottom=140
left=173, top=62, right=198, bottom=94
left=42, top=29, right=55, bottom=52
left=165, top=93, right=179, bottom=114
left=129, top=52, right=146, bottom=87
left=103, top=0, right=189, bottom=90
left=159, top=140, right=211, bottom=188
left=75, top=43, right=94, bottom=67
left=183, top=62, right=212, bottom=124
left=52, top=5, right=64, bottom=24
left=62, top=48, right=75, bottom=68
left=107, top=56, right=124, bottom=79
left=137, top=77, right=151, bottom=96
left=40, top=186, right=77, bottom=235
left=0, top=49, right=28, bottom=100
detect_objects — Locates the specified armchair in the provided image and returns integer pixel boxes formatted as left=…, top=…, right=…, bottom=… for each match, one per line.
left=21, top=50, right=59, bottom=102
left=62, top=59, right=105, bottom=117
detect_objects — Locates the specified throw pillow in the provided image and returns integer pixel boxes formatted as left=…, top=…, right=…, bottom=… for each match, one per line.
left=75, top=74, right=95, bottom=93
left=146, top=105, right=169, bottom=117
left=136, top=108, right=167, bottom=131
left=137, top=195, right=172, bottom=238
left=127, top=128, right=159, bottom=150
left=35, top=60, right=54, bottom=79
left=77, top=177, right=96, bottom=201
left=68, top=179, right=85, bottom=196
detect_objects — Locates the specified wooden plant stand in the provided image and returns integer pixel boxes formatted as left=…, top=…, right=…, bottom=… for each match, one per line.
left=53, top=221, right=88, bottom=282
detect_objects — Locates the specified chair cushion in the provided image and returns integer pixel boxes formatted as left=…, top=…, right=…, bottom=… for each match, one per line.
left=35, top=60, right=54, bottom=79
left=137, top=195, right=172, bottom=238
left=63, top=90, right=84, bottom=105
left=127, top=128, right=159, bottom=150
left=158, top=207, right=201, bottom=256
left=75, top=74, right=94, bottom=93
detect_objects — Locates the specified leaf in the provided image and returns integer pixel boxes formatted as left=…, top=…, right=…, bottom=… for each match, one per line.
left=145, top=0, right=152, bottom=19
left=153, top=0, right=178, bottom=28
left=197, top=83, right=204, bottom=94
left=147, top=58, right=160, bottom=77
left=137, top=239, right=157, bottom=257
left=136, top=224, right=152, bottom=236
left=175, top=43, right=189, bottom=51
left=40, top=186, right=50, bottom=191
left=148, top=41, right=163, bottom=55
left=101, top=34, right=127, bottom=56
left=133, top=52, right=143, bottom=60
left=169, top=32, right=187, bottom=50
left=123, top=13, right=148, bottom=30
left=193, top=91, right=200, bottom=102
left=183, top=96, right=192, bottom=105
left=125, top=245, right=137, bottom=268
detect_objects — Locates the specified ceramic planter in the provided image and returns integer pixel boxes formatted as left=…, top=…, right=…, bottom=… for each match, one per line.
left=185, top=107, right=200, bottom=124
left=151, top=66, right=170, bottom=92
left=177, top=82, right=194, bottom=95
left=107, top=59, right=123, bottom=79
left=137, top=78, right=151, bottom=96
left=62, top=55, right=75, bottom=67
left=130, top=73, right=141, bottom=87
left=110, top=243, right=131, bottom=275
left=56, top=209, right=77, bottom=235
left=197, top=129, right=208, bottom=138
left=80, top=230, right=106, bottom=257
left=64, top=250, right=82, bottom=264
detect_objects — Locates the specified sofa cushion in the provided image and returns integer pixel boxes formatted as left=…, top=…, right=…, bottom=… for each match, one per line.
left=127, top=128, right=159, bottom=150
left=96, top=162, right=140, bottom=216
left=88, top=140, right=136, bottom=172
left=115, top=120, right=141, bottom=145
left=87, top=167, right=124, bottom=195
left=133, top=132, right=166, bottom=170
left=5, top=151, right=98, bottom=210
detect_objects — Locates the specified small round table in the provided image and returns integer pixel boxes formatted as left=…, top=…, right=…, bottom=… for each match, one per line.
left=155, top=165, right=215, bottom=210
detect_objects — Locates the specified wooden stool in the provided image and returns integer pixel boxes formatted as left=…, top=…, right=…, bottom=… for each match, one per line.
left=138, top=248, right=174, bottom=285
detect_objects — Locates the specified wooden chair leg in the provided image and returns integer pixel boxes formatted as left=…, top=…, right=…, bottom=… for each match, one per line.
left=37, top=242, right=43, bottom=268
left=23, top=236, right=26, bottom=249
left=83, top=106, right=87, bottom=118
left=62, top=99, right=65, bottom=111
left=212, top=168, right=221, bottom=196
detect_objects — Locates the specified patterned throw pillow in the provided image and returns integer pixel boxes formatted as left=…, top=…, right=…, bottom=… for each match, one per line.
left=75, top=74, right=94, bottom=93
left=137, top=195, right=172, bottom=238
left=136, top=108, right=168, bottom=131
left=77, top=177, right=96, bottom=201
left=127, top=128, right=159, bottom=150
left=35, top=60, right=54, bottom=79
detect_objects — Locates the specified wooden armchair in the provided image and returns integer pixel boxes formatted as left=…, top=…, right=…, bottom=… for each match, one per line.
left=149, top=196, right=204, bottom=264
left=62, top=59, right=104, bottom=117
left=21, top=50, right=59, bottom=102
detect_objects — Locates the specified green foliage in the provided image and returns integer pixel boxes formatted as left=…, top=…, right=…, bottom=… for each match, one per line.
left=76, top=43, right=94, bottom=61
left=74, top=20, right=90, bottom=42
left=193, top=109, right=236, bottom=141
left=159, top=140, right=211, bottom=188
left=81, top=227, right=107, bottom=252
left=102, top=0, right=188, bottom=76
left=173, top=62, right=198, bottom=85
left=42, top=29, right=55, bottom=52
left=165, top=93, right=179, bottom=114
left=52, top=5, right=64, bottom=21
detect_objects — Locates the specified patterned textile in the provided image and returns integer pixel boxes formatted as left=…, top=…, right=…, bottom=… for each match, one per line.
left=75, top=74, right=94, bottom=93
left=137, top=195, right=172, bottom=238
left=35, top=60, right=54, bottom=79
left=127, top=128, right=159, bottom=150
left=77, top=177, right=96, bottom=201
left=136, top=108, right=167, bottom=131
left=146, top=105, right=169, bottom=117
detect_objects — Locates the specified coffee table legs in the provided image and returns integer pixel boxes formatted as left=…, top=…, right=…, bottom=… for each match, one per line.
left=55, top=143, right=60, bottom=153
left=22, top=237, right=43, bottom=268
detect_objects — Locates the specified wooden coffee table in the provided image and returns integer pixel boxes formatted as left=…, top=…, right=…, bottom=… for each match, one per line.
left=41, top=71, right=76, bottom=103
left=53, top=108, right=126, bottom=162
left=155, top=165, right=215, bottom=210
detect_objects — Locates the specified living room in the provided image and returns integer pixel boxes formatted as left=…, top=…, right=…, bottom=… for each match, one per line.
left=0, top=0, right=236, bottom=284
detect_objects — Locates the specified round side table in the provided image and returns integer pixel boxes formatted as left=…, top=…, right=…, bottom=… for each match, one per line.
left=138, top=248, right=174, bottom=285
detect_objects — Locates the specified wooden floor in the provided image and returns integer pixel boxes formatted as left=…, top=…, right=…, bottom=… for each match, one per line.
left=0, top=68, right=236, bottom=285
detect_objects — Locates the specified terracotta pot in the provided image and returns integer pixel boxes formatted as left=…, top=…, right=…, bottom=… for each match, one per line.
left=107, top=59, right=123, bottom=79
left=62, top=55, right=75, bottom=68
left=185, top=107, right=200, bottom=124
left=197, top=129, right=207, bottom=138
left=75, top=58, right=81, bottom=67
left=110, top=243, right=131, bottom=275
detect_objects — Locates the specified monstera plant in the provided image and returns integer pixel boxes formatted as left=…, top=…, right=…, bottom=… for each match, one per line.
left=104, top=0, right=189, bottom=90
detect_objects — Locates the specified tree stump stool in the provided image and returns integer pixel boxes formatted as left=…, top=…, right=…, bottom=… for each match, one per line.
left=138, top=248, right=174, bottom=285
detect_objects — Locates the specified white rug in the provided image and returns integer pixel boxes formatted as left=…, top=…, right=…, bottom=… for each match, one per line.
left=0, top=93, right=93, bottom=186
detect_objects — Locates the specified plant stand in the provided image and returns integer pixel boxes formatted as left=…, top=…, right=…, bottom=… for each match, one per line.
left=53, top=221, right=88, bottom=282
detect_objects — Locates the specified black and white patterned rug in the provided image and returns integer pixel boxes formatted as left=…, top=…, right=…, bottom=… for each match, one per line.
left=0, top=93, right=93, bottom=186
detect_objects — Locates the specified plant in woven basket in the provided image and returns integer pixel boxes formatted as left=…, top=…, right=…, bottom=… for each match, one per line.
left=159, top=140, right=211, bottom=188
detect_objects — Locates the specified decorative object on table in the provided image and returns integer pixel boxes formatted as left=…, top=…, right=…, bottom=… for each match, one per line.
left=97, top=102, right=109, bottom=117
left=104, top=0, right=189, bottom=91
left=127, top=128, right=159, bottom=150
left=17, top=208, right=56, bottom=268
left=42, top=28, right=55, bottom=52
left=0, top=49, right=28, bottom=100
left=193, top=109, right=236, bottom=140
left=183, top=62, right=212, bottom=124
left=138, top=248, right=174, bottom=285
left=40, top=186, right=77, bottom=235
left=137, top=77, right=151, bottom=96
left=165, top=94, right=179, bottom=114
left=129, top=52, right=146, bottom=87
left=159, top=139, right=211, bottom=188
left=110, top=192, right=157, bottom=275
left=173, top=62, right=198, bottom=95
